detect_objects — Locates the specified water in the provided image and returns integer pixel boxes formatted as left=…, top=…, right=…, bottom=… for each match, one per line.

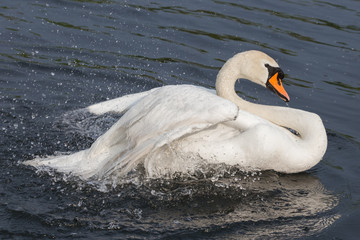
left=0, top=0, right=359, bottom=238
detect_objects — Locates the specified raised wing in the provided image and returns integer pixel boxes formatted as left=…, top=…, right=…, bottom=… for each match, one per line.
left=25, top=85, right=239, bottom=180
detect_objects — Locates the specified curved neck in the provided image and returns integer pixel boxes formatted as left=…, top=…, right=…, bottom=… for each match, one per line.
left=216, top=53, right=308, bottom=133
left=215, top=54, right=327, bottom=165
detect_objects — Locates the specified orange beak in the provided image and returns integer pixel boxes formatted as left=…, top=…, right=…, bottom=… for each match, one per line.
left=266, top=72, right=290, bottom=102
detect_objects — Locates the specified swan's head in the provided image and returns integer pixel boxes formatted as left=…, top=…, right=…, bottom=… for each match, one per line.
left=239, top=50, right=290, bottom=102
left=264, top=63, right=290, bottom=102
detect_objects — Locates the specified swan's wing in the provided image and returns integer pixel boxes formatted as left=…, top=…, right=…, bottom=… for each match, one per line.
left=87, top=87, right=161, bottom=115
left=95, top=85, right=239, bottom=178
left=25, top=85, right=239, bottom=180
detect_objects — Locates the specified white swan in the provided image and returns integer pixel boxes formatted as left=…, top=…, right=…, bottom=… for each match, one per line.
left=25, top=50, right=327, bottom=179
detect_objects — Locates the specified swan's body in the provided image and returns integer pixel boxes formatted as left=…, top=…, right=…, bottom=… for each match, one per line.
left=25, top=50, right=327, bottom=179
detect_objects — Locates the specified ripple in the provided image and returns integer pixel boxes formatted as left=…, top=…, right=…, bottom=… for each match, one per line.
left=1, top=0, right=359, bottom=238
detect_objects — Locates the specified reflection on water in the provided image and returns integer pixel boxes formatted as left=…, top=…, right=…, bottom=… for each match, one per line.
left=24, top=168, right=339, bottom=239
left=126, top=171, right=340, bottom=239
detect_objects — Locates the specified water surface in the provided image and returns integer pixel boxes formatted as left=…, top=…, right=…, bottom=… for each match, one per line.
left=0, top=0, right=359, bottom=239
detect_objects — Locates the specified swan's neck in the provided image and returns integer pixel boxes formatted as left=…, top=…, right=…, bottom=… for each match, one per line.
left=215, top=53, right=311, bottom=134
left=215, top=54, right=327, bottom=170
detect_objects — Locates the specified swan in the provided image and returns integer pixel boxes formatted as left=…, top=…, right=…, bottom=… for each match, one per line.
left=25, top=50, right=327, bottom=180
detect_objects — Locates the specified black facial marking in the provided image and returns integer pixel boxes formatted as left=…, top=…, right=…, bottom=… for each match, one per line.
left=265, top=64, right=284, bottom=82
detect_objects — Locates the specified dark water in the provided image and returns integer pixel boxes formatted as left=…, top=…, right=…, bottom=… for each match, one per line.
left=1, top=0, right=359, bottom=239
